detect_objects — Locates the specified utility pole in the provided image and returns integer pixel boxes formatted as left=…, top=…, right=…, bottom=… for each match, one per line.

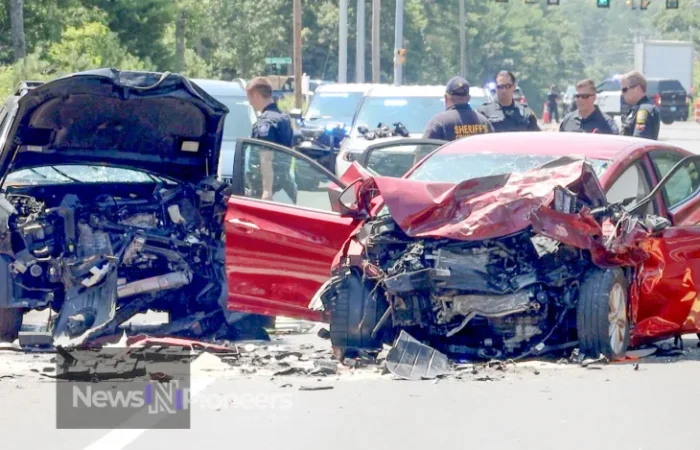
left=356, top=0, right=365, bottom=83
left=293, top=0, right=302, bottom=108
left=339, top=0, right=348, bottom=83
left=393, top=0, right=404, bottom=85
left=459, top=0, right=466, bottom=77
left=372, top=0, right=380, bottom=83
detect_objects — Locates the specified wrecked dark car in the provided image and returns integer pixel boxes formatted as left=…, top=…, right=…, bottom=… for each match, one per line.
left=314, top=133, right=700, bottom=361
left=0, top=70, right=239, bottom=346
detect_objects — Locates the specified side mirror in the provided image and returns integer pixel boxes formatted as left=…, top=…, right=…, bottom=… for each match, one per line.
left=329, top=179, right=368, bottom=218
left=642, top=215, right=671, bottom=234
left=289, top=108, right=303, bottom=120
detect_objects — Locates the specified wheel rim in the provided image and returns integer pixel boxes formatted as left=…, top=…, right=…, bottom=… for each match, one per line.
left=608, top=283, right=627, bottom=356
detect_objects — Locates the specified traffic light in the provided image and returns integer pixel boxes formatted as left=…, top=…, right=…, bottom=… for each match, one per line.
left=396, top=48, right=406, bottom=63
left=640, top=0, right=651, bottom=8
left=666, top=0, right=679, bottom=8
left=597, top=0, right=610, bottom=8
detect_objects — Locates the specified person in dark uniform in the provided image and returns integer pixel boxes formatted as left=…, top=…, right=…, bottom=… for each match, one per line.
left=245, top=77, right=296, bottom=201
left=560, top=79, right=619, bottom=134
left=619, top=70, right=660, bottom=140
left=547, top=84, right=560, bottom=123
left=422, top=76, right=494, bottom=140
left=477, top=71, right=540, bottom=132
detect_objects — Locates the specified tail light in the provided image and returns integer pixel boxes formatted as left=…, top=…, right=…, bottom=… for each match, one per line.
left=520, top=97, right=527, bottom=104
left=654, top=93, right=661, bottom=106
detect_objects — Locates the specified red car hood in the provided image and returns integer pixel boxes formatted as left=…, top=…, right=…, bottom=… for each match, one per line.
left=350, top=157, right=648, bottom=267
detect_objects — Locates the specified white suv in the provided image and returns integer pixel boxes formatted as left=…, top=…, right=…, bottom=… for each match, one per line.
left=335, top=84, right=491, bottom=177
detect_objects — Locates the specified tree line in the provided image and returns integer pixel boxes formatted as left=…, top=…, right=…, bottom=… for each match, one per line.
left=0, top=0, right=698, bottom=109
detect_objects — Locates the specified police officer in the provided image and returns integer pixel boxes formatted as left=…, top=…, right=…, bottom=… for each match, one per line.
left=619, top=70, right=660, bottom=140
left=560, top=79, right=619, bottom=134
left=423, top=76, right=494, bottom=140
left=477, top=71, right=540, bottom=132
left=245, top=77, right=295, bottom=201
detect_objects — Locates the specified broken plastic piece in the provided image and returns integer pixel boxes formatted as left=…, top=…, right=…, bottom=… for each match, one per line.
left=385, top=330, right=449, bottom=380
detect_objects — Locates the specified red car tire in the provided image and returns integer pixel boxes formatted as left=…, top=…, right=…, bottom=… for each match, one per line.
left=576, top=268, right=630, bottom=360
left=329, top=271, right=384, bottom=359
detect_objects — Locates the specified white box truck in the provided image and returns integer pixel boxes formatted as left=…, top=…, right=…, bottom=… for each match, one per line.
left=634, top=40, right=694, bottom=91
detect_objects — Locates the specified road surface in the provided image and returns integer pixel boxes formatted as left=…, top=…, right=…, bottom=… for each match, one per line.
left=2, top=121, right=700, bottom=450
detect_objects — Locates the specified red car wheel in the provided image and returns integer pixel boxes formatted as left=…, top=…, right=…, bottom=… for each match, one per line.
left=576, top=268, right=630, bottom=360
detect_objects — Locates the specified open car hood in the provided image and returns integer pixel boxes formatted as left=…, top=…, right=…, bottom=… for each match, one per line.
left=0, top=69, right=229, bottom=183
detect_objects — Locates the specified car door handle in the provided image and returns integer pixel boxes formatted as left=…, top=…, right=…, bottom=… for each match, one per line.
left=227, top=218, right=260, bottom=231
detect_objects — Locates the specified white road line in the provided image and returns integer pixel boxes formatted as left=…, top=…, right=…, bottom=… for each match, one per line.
left=83, top=375, right=217, bottom=450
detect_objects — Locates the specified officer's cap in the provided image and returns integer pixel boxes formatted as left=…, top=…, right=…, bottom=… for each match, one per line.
left=445, top=76, right=470, bottom=97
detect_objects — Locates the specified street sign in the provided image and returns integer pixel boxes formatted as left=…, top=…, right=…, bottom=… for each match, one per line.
left=265, top=57, right=292, bottom=64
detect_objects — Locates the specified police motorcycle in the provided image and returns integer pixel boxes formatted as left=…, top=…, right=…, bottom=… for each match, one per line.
left=292, top=120, right=348, bottom=190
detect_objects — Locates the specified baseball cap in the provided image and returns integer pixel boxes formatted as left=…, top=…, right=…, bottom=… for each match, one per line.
left=445, top=76, right=470, bottom=96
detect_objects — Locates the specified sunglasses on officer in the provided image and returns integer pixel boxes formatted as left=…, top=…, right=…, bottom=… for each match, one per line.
left=621, top=85, right=637, bottom=94
left=496, top=83, right=513, bottom=90
left=574, top=93, right=594, bottom=99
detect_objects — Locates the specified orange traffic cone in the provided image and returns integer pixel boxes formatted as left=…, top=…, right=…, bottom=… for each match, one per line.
left=542, top=102, right=551, bottom=124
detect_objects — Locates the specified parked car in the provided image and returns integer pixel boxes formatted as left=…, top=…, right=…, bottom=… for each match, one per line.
left=227, top=132, right=700, bottom=361
left=190, top=78, right=257, bottom=182
left=335, top=84, right=491, bottom=177
left=644, top=78, right=689, bottom=124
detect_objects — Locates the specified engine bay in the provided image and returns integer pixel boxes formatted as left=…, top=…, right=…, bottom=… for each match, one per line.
left=355, top=214, right=591, bottom=359
left=0, top=176, right=233, bottom=346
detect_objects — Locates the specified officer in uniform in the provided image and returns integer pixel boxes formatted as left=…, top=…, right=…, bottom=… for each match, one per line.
left=619, top=70, right=660, bottom=140
left=245, top=77, right=296, bottom=201
left=560, top=79, right=619, bottom=134
left=423, top=76, right=494, bottom=140
left=477, top=70, right=540, bottom=132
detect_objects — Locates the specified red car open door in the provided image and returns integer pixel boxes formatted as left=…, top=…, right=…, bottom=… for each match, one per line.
left=626, top=152, right=700, bottom=341
left=225, top=138, right=361, bottom=322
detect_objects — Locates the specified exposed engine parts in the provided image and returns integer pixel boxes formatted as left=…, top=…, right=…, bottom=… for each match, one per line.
left=334, top=213, right=589, bottom=359
left=0, top=176, right=233, bottom=346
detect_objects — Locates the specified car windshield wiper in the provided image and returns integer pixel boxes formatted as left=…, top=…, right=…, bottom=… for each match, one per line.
left=48, top=166, right=83, bottom=182
left=28, top=168, right=48, bottom=179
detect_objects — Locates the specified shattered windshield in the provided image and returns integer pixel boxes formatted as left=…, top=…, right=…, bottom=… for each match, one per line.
left=407, top=152, right=610, bottom=183
left=3, top=165, right=174, bottom=186
left=354, top=96, right=446, bottom=133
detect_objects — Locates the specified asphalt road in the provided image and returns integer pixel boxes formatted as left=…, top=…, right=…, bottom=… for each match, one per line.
left=2, top=121, right=700, bottom=450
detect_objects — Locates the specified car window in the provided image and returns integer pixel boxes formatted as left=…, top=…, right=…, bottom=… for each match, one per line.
left=354, top=96, right=445, bottom=134
left=305, top=92, right=364, bottom=125
left=241, top=142, right=336, bottom=213
left=213, top=95, right=257, bottom=141
left=659, top=80, right=685, bottom=93
left=407, top=152, right=610, bottom=184
left=649, top=150, right=700, bottom=209
left=606, top=162, right=654, bottom=214
left=364, top=142, right=445, bottom=178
